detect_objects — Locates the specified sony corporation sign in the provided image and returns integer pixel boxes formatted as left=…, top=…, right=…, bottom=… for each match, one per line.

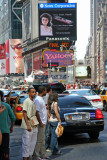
left=38, top=3, right=77, bottom=41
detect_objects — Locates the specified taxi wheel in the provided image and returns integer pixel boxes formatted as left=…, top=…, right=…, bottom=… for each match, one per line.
left=104, top=103, right=107, bottom=111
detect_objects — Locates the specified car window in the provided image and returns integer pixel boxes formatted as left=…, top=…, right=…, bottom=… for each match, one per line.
left=71, top=90, right=96, bottom=96
left=63, top=91, right=69, bottom=94
left=101, top=90, right=106, bottom=95
left=2, top=90, right=10, bottom=95
left=18, top=95, right=28, bottom=104
left=58, top=97, right=91, bottom=108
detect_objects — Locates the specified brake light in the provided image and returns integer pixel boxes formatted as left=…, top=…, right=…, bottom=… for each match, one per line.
left=17, top=106, right=22, bottom=112
left=95, top=109, right=103, bottom=120
left=92, top=99, right=102, bottom=102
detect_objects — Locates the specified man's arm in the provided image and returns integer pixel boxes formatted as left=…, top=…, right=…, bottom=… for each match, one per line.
left=23, top=111, right=31, bottom=132
left=36, top=111, right=44, bottom=127
left=7, top=104, right=16, bottom=133
left=0, top=105, right=5, bottom=114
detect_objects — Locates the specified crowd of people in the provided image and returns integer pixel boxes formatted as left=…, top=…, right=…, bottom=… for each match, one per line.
left=66, top=82, right=107, bottom=94
left=0, top=85, right=62, bottom=160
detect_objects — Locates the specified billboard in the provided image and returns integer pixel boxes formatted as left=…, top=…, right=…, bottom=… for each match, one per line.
left=0, top=39, right=24, bottom=75
left=9, top=39, right=24, bottom=74
left=42, top=49, right=74, bottom=67
left=39, top=3, right=77, bottom=41
left=75, top=66, right=91, bottom=78
left=0, top=43, right=6, bottom=75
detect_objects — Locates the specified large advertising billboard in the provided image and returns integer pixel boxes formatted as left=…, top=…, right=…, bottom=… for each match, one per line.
left=0, top=43, right=6, bottom=75
left=9, top=39, right=24, bottom=74
left=39, top=3, right=77, bottom=41
left=75, top=66, right=91, bottom=78
left=42, top=49, right=74, bottom=67
left=0, top=39, right=24, bottom=75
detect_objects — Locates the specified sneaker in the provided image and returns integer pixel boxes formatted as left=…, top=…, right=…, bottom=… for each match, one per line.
left=46, top=149, right=51, bottom=152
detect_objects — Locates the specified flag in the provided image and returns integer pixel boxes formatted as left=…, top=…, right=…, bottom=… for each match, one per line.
left=98, top=49, right=100, bottom=67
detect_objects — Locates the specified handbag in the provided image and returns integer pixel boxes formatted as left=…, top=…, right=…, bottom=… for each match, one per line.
left=55, top=123, right=64, bottom=137
left=29, top=116, right=39, bottom=128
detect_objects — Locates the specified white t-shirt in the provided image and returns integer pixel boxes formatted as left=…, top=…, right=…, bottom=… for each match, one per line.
left=43, top=94, right=49, bottom=105
left=49, top=102, right=59, bottom=122
left=21, top=98, right=37, bottom=129
left=35, top=96, right=47, bottom=125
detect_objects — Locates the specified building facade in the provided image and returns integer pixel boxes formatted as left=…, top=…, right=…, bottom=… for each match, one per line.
left=22, top=0, right=77, bottom=84
left=0, top=0, right=22, bottom=44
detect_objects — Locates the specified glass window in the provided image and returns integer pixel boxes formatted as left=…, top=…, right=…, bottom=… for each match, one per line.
left=18, top=95, right=29, bottom=104
left=71, top=90, right=96, bottom=96
left=59, top=97, right=91, bottom=108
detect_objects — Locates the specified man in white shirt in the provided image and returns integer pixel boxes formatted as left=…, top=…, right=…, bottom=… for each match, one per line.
left=33, top=86, right=50, bottom=160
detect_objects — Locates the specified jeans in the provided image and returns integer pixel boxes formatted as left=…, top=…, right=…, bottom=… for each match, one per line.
left=50, top=121, right=59, bottom=154
left=45, top=123, right=51, bottom=150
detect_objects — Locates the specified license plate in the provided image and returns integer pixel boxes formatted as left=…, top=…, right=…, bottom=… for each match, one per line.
left=72, top=114, right=82, bottom=120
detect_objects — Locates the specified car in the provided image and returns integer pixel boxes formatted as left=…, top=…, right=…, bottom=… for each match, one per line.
left=5, top=91, right=19, bottom=107
left=59, top=95, right=104, bottom=139
left=62, top=89, right=103, bottom=110
left=100, top=88, right=107, bottom=111
left=15, top=90, right=28, bottom=95
left=33, top=82, right=66, bottom=93
left=14, top=94, right=29, bottom=120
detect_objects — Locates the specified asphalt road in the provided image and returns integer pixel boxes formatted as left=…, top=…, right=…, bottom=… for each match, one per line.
left=10, top=111, right=107, bottom=160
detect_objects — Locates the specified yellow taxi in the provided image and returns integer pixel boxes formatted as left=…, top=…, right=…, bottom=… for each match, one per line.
left=99, top=88, right=107, bottom=111
left=14, top=94, right=29, bottom=120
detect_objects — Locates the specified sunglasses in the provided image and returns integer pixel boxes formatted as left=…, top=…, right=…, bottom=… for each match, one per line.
left=11, top=43, right=22, bottom=50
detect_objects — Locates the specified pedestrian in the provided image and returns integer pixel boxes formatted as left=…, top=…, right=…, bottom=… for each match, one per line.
left=0, top=105, right=5, bottom=146
left=48, top=92, right=62, bottom=155
left=43, top=85, right=52, bottom=152
left=21, top=86, right=38, bottom=160
left=0, top=90, right=16, bottom=160
left=33, top=86, right=50, bottom=160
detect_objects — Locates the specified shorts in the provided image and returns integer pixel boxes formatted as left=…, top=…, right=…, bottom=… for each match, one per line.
left=22, top=127, right=38, bottom=158
left=0, top=133, right=9, bottom=160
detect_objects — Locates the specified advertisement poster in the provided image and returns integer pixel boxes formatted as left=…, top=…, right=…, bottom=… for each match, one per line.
left=39, top=3, right=77, bottom=40
left=9, top=39, right=24, bottom=73
left=24, top=54, right=32, bottom=77
left=42, top=49, right=74, bottom=67
left=76, top=66, right=91, bottom=78
left=0, top=43, right=6, bottom=75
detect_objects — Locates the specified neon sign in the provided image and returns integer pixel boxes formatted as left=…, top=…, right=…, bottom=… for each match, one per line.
left=42, top=49, right=74, bottom=67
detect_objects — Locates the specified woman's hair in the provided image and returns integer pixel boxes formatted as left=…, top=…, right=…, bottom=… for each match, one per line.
left=40, top=13, right=52, bottom=26
left=48, top=92, right=58, bottom=110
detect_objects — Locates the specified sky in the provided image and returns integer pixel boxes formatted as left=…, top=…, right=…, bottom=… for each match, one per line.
left=69, top=0, right=90, bottom=60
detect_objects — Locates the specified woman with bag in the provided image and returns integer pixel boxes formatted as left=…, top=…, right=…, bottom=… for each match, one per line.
left=48, top=92, right=62, bottom=155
